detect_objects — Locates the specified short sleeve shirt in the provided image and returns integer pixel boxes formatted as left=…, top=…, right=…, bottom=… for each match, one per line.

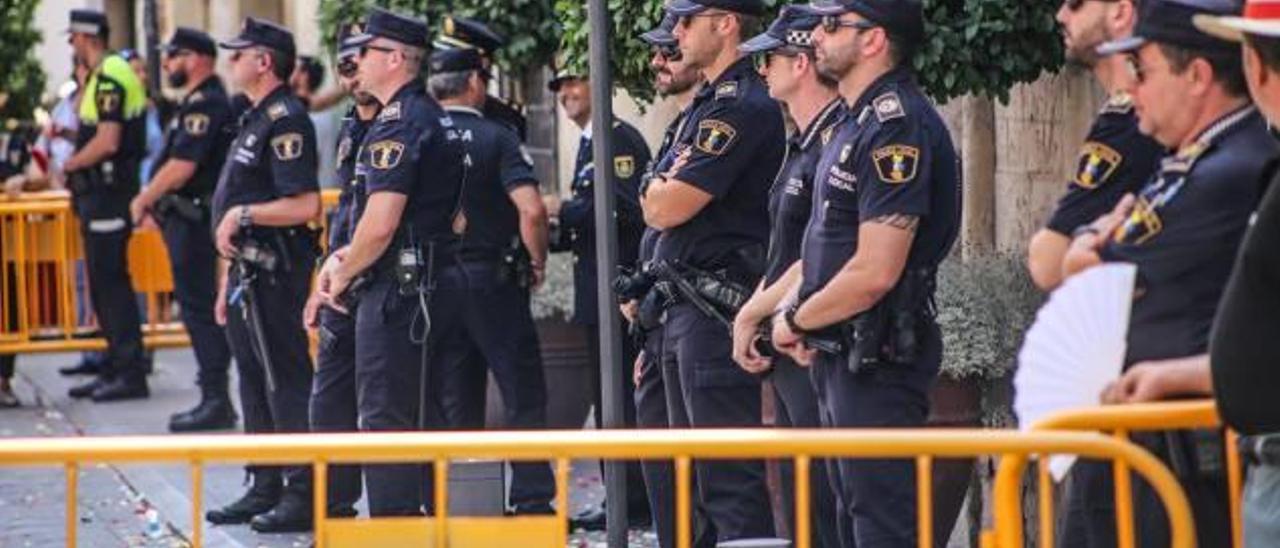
left=800, top=67, right=961, bottom=300
left=1100, top=107, right=1279, bottom=365
left=652, top=57, right=785, bottom=276
left=328, top=105, right=377, bottom=250
left=559, top=119, right=651, bottom=268
left=157, top=77, right=232, bottom=198
left=1045, top=94, right=1164, bottom=235
left=212, top=85, right=319, bottom=225
left=447, top=106, right=538, bottom=255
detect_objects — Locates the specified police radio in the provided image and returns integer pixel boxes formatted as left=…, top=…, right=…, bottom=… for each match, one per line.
left=396, top=246, right=422, bottom=296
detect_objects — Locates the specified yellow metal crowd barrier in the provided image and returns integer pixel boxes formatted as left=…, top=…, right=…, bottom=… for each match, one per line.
left=0, top=189, right=341, bottom=355
left=992, top=400, right=1240, bottom=548
left=0, top=429, right=1193, bottom=548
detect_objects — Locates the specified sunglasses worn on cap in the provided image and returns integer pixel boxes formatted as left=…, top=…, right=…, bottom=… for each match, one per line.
left=820, top=16, right=878, bottom=34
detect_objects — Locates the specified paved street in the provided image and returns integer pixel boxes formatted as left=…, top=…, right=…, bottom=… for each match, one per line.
left=0, top=349, right=639, bottom=548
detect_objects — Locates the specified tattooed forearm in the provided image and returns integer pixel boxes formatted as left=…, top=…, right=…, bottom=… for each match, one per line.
left=870, top=213, right=919, bottom=232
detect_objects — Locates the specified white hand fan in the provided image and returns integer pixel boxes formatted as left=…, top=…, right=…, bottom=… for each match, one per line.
left=1014, top=263, right=1136, bottom=481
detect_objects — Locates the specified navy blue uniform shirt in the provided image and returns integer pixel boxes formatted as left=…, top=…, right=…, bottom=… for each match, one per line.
left=447, top=105, right=538, bottom=256
left=328, top=104, right=376, bottom=251
left=800, top=67, right=960, bottom=300
left=1100, top=106, right=1279, bottom=366
left=359, top=80, right=466, bottom=253
left=764, top=98, right=845, bottom=286
left=157, top=76, right=232, bottom=198
left=212, top=84, right=318, bottom=225
left=653, top=56, right=785, bottom=276
left=1046, top=94, right=1164, bottom=235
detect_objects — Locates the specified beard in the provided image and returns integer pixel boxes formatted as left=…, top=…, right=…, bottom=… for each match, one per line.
left=816, top=45, right=857, bottom=81
left=167, top=69, right=189, bottom=89
left=1063, top=23, right=1110, bottom=68
left=352, top=90, right=378, bottom=106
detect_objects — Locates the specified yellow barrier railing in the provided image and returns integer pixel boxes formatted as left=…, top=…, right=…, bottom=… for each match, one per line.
left=0, top=189, right=341, bottom=354
left=0, top=429, right=1194, bottom=548
left=991, top=400, right=1238, bottom=548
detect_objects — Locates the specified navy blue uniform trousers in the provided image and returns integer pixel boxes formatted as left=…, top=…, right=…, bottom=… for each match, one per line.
left=771, top=357, right=840, bottom=548
left=160, top=207, right=230, bottom=391
left=311, top=305, right=361, bottom=513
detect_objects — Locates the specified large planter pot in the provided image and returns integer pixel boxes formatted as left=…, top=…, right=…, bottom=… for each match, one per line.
left=485, top=317, right=593, bottom=429
left=927, top=374, right=984, bottom=546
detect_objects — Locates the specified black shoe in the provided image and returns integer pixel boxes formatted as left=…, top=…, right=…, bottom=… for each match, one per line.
left=68, top=377, right=108, bottom=399
left=569, top=506, right=607, bottom=531
left=169, top=393, right=238, bottom=432
left=90, top=377, right=149, bottom=402
left=207, top=481, right=281, bottom=525
left=511, top=501, right=556, bottom=516
left=250, top=492, right=313, bottom=533
left=59, top=359, right=102, bottom=376
left=327, top=506, right=357, bottom=518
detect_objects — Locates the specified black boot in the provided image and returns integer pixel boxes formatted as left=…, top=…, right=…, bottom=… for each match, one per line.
left=207, top=469, right=281, bottom=525
left=68, top=377, right=109, bottom=399
left=59, top=355, right=105, bottom=376
left=250, top=486, right=313, bottom=533
left=169, top=389, right=238, bottom=432
left=90, top=376, right=149, bottom=402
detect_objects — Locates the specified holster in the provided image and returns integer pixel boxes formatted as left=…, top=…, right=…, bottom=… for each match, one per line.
left=833, top=267, right=937, bottom=374
left=153, top=194, right=206, bottom=224
left=498, top=238, right=535, bottom=289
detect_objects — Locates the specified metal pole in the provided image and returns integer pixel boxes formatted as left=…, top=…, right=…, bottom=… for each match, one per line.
left=585, top=0, right=628, bottom=545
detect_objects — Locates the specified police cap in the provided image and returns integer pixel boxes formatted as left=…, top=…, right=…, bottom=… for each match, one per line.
left=641, top=13, right=679, bottom=47
left=347, top=8, right=429, bottom=49
left=741, top=5, right=821, bottom=53
left=67, top=9, right=109, bottom=37
left=435, top=16, right=505, bottom=55
left=1098, top=0, right=1242, bottom=56
left=337, top=21, right=365, bottom=58
left=801, top=0, right=925, bottom=42
left=219, top=17, right=297, bottom=58
left=430, top=47, right=486, bottom=74
left=161, top=27, right=217, bottom=57
left=665, top=0, right=768, bottom=17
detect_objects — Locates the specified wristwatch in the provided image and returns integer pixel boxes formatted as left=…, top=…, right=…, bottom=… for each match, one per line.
left=238, top=205, right=253, bottom=229
left=784, top=302, right=809, bottom=335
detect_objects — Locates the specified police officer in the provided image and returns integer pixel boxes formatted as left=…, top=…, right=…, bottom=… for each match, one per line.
left=300, top=21, right=379, bottom=519
left=425, top=46, right=558, bottom=515
left=1059, top=1, right=1272, bottom=545
left=127, top=28, right=237, bottom=432
left=621, top=13, right=705, bottom=547
left=0, top=114, right=34, bottom=408
left=319, top=8, right=466, bottom=517
left=1027, top=0, right=1163, bottom=291
left=640, top=0, right=782, bottom=542
left=434, top=16, right=528, bottom=139
left=61, top=9, right=151, bottom=402
left=205, top=18, right=321, bottom=532
left=731, top=8, right=843, bottom=548
left=769, top=1, right=959, bottom=545
left=545, top=66, right=654, bottom=529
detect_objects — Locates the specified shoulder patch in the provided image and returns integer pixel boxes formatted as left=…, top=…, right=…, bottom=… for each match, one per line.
left=367, top=140, right=406, bottom=170
left=695, top=119, right=738, bottom=156
left=267, top=102, right=289, bottom=121
left=1100, top=93, right=1134, bottom=115
left=379, top=101, right=402, bottom=121
left=1114, top=197, right=1163, bottom=246
left=184, top=113, right=211, bottom=136
left=270, top=132, right=304, bottom=161
left=614, top=155, right=636, bottom=178
left=97, top=92, right=120, bottom=113
left=873, top=92, right=905, bottom=122
left=715, top=81, right=738, bottom=100
left=872, top=145, right=920, bottom=184
left=1074, top=141, right=1122, bottom=189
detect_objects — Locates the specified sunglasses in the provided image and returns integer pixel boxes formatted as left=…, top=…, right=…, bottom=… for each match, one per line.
left=360, top=44, right=397, bottom=58
left=752, top=49, right=801, bottom=71
left=656, top=44, right=682, bottom=62
left=1123, top=54, right=1151, bottom=84
left=337, top=57, right=359, bottom=78
left=676, top=12, right=729, bottom=29
left=820, top=15, right=878, bottom=34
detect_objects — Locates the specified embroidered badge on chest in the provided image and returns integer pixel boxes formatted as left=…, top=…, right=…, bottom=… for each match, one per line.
left=271, top=132, right=304, bottom=161
left=872, top=145, right=920, bottom=184
left=367, top=140, right=406, bottom=170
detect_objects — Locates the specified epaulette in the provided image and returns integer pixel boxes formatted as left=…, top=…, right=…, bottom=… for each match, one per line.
left=872, top=92, right=905, bottom=123
left=267, top=102, right=289, bottom=121
left=185, top=91, right=205, bottom=105
left=1100, top=93, right=1134, bottom=115
left=715, top=81, right=738, bottom=100
left=1161, top=141, right=1208, bottom=174
left=379, top=101, right=402, bottom=121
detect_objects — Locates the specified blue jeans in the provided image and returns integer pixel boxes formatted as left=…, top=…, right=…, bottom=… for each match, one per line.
left=1245, top=462, right=1280, bottom=548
